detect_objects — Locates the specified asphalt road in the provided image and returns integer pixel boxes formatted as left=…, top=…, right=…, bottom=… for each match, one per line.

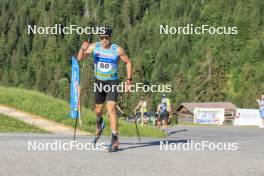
left=0, top=125, right=263, bottom=176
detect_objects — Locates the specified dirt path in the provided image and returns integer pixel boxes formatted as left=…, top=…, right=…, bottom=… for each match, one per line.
left=0, top=104, right=90, bottom=135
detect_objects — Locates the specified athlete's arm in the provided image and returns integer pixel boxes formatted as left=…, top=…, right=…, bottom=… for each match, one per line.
left=77, top=42, right=96, bottom=62
left=118, top=47, right=132, bottom=81
left=156, top=105, right=160, bottom=113
left=116, top=105, right=124, bottom=114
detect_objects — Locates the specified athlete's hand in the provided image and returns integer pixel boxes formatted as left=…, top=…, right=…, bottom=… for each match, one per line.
left=125, top=80, right=132, bottom=93
left=78, top=41, right=91, bottom=61
left=81, top=41, right=89, bottom=51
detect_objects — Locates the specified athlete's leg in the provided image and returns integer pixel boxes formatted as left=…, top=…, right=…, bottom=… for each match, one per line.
left=106, top=100, right=119, bottom=148
left=163, top=119, right=168, bottom=129
left=105, top=80, right=119, bottom=150
left=157, top=115, right=161, bottom=128
left=94, top=79, right=106, bottom=136
left=260, top=110, right=264, bottom=127
left=165, top=111, right=169, bottom=128
left=141, top=112, right=144, bottom=126
left=95, top=104, right=104, bottom=119
left=143, top=115, right=147, bottom=125
left=94, top=104, right=104, bottom=135
left=162, top=113, right=168, bottom=129
left=105, top=80, right=118, bottom=135
left=106, top=101, right=118, bottom=134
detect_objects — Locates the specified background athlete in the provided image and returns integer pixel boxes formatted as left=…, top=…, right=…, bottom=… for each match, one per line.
left=256, top=93, right=264, bottom=128
left=134, top=97, right=148, bottom=126
left=77, top=26, right=132, bottom=152
left=156, top=94, right=170, bottom=132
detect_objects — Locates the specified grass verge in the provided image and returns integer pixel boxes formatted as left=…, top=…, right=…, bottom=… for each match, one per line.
left=0, top=113, right=47, bottom=133
left=0, top=86, right=165, bottom=137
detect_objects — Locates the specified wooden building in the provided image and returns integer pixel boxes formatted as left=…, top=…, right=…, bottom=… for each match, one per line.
left=176, top=102, right=237, bottom=124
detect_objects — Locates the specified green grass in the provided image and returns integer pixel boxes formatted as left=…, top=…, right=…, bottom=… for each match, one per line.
left=0, top=86, right=165, bottom=137
left=0, top=113, right=47, bottom=133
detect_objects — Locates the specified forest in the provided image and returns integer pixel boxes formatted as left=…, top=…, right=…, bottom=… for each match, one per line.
left=0, top=0, right=264, bottom=112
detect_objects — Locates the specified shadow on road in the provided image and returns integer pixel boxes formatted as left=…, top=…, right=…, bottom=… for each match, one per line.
left=168, top=129, right=187, bottom=136
left=116, top=139, right=190, bottom=152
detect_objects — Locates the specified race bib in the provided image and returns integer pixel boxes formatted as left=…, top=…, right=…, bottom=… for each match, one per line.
left=97, top=61, right=112, bottom=72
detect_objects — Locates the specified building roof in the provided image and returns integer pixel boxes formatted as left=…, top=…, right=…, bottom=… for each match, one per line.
left=176, top=102, right=237, bottom=114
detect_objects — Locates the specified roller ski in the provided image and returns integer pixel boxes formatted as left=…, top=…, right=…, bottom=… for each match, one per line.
left=108, top=133, right=119, bottom=152
left=92, top=118, right=105, bottom=145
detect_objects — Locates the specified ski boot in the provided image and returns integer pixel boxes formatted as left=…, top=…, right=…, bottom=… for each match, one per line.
left=108, top=133, right=119, bottom=152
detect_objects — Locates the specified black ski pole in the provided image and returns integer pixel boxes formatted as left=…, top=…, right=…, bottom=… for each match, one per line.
left=73, top=112, right=78, bottom=141
left=134, top=112, right=141, bottom=142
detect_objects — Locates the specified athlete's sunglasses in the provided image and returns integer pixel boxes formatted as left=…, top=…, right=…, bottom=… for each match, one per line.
left=99, top=36, right=110, bottom=41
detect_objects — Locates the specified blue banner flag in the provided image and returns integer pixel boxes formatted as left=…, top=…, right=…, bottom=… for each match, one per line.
left=70, top=56, right=80, bottom=119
